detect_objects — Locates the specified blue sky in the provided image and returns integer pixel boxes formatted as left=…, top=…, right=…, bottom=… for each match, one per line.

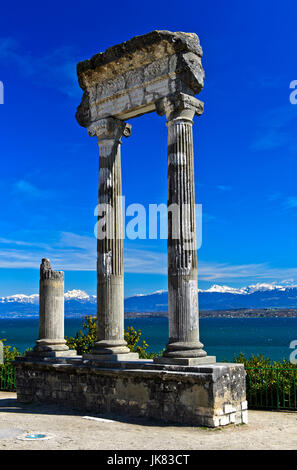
left=0, top=0, right=297, bottom=296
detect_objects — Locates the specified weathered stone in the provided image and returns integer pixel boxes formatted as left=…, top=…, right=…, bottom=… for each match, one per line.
left=86, top=118, right=138, bottom=360
left=153, top=92, right=214, bottom=364
left=84, top=353, right=139, bottom=362
left=15, top=359, right=247, bottom=427
left=241, top=400, right=248, bottom=410
left=154, top=356, right=216, bottom=366
left=76, top=30, right=204, bottom=125
left=27, top=259, right=76, bottom=358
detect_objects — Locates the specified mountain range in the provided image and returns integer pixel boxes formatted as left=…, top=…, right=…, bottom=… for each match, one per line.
left=2, top=283, right=297, bottom=317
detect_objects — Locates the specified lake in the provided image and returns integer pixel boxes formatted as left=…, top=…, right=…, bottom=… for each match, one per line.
left=1, top=316, right=297, bottom=362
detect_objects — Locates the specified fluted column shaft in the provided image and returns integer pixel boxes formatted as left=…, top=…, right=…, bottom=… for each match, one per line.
left=31, top=258, right=76, bottom=358
left=90, top=118, right=131, bottom=355
left=156, top=93, right=208, bottom=361
left=167, top=117, right=202, bottom=352
left=37, top=258, right=67, bottom=349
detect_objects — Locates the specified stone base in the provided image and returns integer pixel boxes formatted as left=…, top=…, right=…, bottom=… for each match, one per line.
left=83, top=352, right=139, bottom=362
left=14, top=358, right=247, bottom=427
left=154, top=355, right=216, bottom=366
left=26, top=349, right=77, bottom=359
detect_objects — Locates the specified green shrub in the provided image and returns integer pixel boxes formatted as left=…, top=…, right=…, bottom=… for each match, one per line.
left=0, top=340, right=18, bottom=391
left=66, top=316, right=159, bottom=359
left=65, top=316, right=97, bottom=355
left=234, top=353, right=297, bottom=409
left=0, top=339, right=21, bottom=363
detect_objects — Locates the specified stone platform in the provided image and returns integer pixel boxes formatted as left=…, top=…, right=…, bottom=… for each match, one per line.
left=14, top=358, right=247, bottom=427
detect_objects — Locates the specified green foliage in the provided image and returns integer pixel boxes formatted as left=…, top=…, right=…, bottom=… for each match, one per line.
left=0, top=339, right=21, bottom=363
left=0, top=339, right=18, bottom=391
left=234, top=352, right=273, bottom=368
left=66, top=316, right=159, bottom=358
left=124, top=326, right=157, bottom=359
left=0, top=363, right=16, bottom=391
left=234, top=353, right=297, bottom=409
left=65, top=316, right=97, bottom=355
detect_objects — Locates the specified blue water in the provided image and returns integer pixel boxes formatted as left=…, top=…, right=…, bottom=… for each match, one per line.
left=0, top=317, right=297, bottom=362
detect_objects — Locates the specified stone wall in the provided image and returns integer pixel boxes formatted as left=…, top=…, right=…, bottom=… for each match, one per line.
left=15, top=360, right=247, bottom=427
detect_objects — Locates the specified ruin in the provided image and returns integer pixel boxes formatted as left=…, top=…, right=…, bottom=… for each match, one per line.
left=15, top=31, right=247, bottom=427
left=76, top=30, right=214, bottom=365
left=26, top=259, right=76, bottom=358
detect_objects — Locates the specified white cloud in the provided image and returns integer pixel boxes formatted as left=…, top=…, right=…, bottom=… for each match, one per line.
left=250, top=105, right=297, bottom=152
left=267, top=192, right=297, bottom=211
left=2, top=232, right=297, bottom=285
left=124, top=247, right=167, bottom=274
left=13, top=180, right=53, bottom=199
left=198, top=261, right=297, bottom=284
left=0, top=232, right=166, bottom=273
left=0, top=37, right=80, bottom=98
left=216, top=185, right=231, bottom=191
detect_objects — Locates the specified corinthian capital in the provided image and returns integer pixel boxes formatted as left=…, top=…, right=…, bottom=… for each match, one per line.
left=88, top=118, right=132, bottom=141
left=156, top=92, right=204, bottom=122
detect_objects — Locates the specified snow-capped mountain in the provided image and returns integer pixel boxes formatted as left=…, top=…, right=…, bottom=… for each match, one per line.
left=125, top=283, right=297, bottom=312
left=2, top=283, right=297, bottom=317
left=202, top=285, right=246, bottom=294
left=64, top=290, right=96, bottom=301
left=0, top=290, right=96, bottom=318
left=0, top=290, right=95, bottom=305
left=0, top=293, right=39, bottom=304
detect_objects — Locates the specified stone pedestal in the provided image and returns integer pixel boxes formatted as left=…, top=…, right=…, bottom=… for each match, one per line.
left=28, top=259, right=76, bottom=358
left=84, top=118, right=138, bottom=362
left=15, top=358, right=248, bottom=427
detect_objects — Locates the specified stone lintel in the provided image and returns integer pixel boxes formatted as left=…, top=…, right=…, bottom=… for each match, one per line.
left=76, top=30, right=205, bottom=127
left=77, top=30, right=203, bottom=85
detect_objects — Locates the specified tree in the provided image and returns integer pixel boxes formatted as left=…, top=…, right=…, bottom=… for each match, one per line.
left=66, top=316, right=157, bottom=358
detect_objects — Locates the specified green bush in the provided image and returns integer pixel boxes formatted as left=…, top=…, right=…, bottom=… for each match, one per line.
left=0, top=340, right=18, bottom=391
left=65, top=316, right=97, bottom=355
left=234, top=353, right=297, bottom=409
left=0, top=339, right=21, bottom=363
left=66, top=316, right=159, bottom=359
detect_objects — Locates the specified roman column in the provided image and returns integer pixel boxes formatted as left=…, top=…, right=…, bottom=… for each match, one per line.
left=30, top=258, right=76, bottom=357
left=85, top=118, right=138, bottom=361
left=155, top=93, right=215, bottom=365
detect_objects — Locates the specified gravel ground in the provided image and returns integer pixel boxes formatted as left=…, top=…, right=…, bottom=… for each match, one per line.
left=0, top=392, right=297, bottom=450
